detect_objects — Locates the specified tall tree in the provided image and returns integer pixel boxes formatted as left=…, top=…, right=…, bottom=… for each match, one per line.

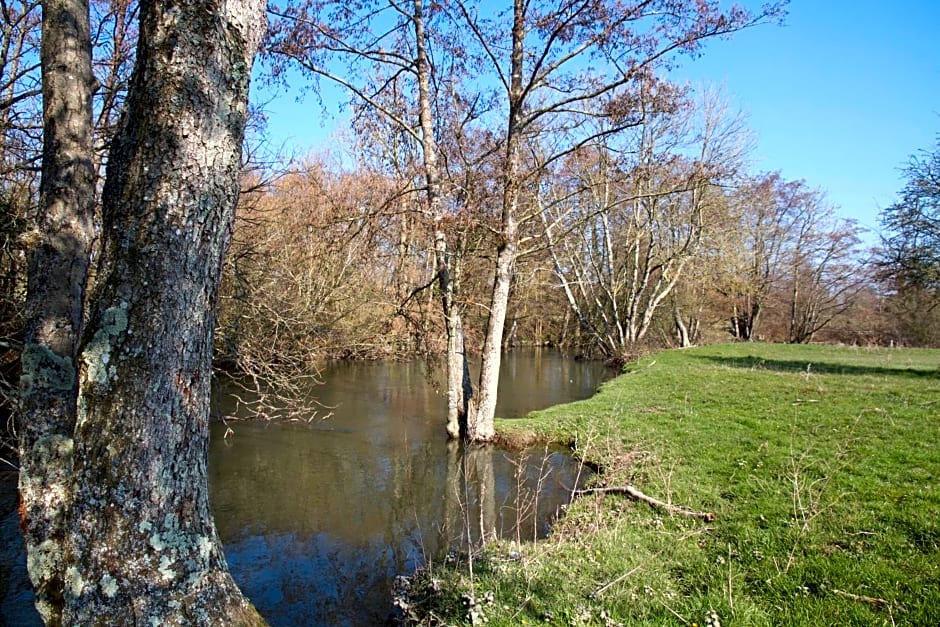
left=453, top=0, right=779, bottom=440
left=539, top=84, right=747, bottom=359
left=1, top=0, right=143, bottom=454
left=783, top=201, right=863, bottom=344
left=19, top=0, right=268, bottom=623
left=719, top=172, right=796, bottom=340
left=267, top=0, right=477, bottom=438
left=18, top=0, right=96, bottom=620
left=877, top=135, right=940, bottom=301
left=267, top=0, right=783, bottom=442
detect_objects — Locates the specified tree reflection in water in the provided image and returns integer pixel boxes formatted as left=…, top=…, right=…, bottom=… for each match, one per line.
left=209, top=352, right=604, bottom=626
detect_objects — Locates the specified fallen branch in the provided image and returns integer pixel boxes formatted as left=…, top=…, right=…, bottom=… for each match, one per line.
left=576, top=485, right=716, bottom=522
left=832, top=588, right=888, bottom=607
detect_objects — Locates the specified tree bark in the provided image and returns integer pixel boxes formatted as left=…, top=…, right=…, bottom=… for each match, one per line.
left=65, top=1, right=267, bottom=622
left=18, top=1, right=96, bottom=622
left=674, top=301, right=691, bottom=348
left=413, top=0, right=470, bottom=438
left=467, top=0, right=524, bottom=443
left=20, top=0, right=268, bottom=623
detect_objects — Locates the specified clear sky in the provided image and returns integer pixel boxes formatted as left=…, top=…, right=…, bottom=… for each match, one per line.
left=255, top=0, right=940, bottom=241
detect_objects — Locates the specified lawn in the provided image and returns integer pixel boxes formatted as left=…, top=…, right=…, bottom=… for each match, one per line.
left=404, top=343, right=940, bottom=626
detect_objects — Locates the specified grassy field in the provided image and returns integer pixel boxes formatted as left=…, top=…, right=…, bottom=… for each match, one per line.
left=407, top=343, right=939, bottom=626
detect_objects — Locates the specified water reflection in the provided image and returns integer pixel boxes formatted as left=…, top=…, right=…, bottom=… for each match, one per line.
left=209, top=351, right=608, bottom=626
left=210, top=426, right=588, bottom=625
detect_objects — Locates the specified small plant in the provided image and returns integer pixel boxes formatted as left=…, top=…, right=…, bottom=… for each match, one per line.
left=463, top=590, right=494, bottom=624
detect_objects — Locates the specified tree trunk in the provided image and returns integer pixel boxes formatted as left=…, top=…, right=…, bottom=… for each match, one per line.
left=467, top=0, right=525, bottom=443
left=413, top=0, right=470, bottom=438
left=674, top=301, right=691, bottom=348
left=470, top=231, right=516, bottom=441
left=732, top=296, right=759, bottom=341
left=18, top=1, right=96, bottom=621
left=20, top=0, right=268, bottom=623
left=444, top=308, right=471, bottom=438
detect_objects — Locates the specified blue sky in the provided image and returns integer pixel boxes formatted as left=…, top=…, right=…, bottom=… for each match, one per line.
left=256, top=0, right=940, bottom=240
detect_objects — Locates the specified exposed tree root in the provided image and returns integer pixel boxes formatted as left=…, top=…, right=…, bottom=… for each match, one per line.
left=576, top=485, right=716, bottom=522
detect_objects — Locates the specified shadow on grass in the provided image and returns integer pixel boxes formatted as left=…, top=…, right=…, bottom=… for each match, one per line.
left=695, top=355, right=940, bottom=379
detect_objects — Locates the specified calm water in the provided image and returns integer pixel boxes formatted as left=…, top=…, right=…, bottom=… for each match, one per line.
left=210, top=350, right=610, bottom=626
left=1, top=350, right=609, bottom=626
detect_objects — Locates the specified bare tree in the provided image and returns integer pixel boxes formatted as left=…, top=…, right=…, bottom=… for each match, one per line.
left=783, top=199, right=863, bottom=344
left=90, top=0, right=138, bottom=175
left=538, top=84, right=748, bottom=359
left=268, top=0, right=782, bottom=441
left=217, top=160, right=412, bottom=418
left=0, top=1, right=41, bottom=427
left=450, top=0, right=780, bottom=440
left=719, top=172, right=797, bottom=340
left=268, top=0, right=480, bottom=438
left=2, top=0, right=143, bottom=455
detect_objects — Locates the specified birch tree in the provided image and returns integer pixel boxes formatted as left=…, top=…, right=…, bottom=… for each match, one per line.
left=268, top=0, right=781, bottom=441
left=539, top=84, right=747, bottom=359
left=268, top=0, right=479, bottom=438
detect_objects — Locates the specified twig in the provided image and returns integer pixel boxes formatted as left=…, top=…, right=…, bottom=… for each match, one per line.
left=832, top=588, right=888, bottom=607
left=727, top=542, right=734, bottom=611
left=591, top=563, right=645, bottom=598
left=576, top=485, right=716, bottom=522
left=657, top=598, right=690, bottom=625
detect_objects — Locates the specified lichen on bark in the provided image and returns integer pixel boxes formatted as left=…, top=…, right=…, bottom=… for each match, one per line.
left=20, top=342, right=76, bottom=396
left=82, top=305, right=128, bottom=389
left=20, top=0, right=269, bottom=624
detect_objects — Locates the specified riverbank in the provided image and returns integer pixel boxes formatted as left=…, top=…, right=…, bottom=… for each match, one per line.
left=402, top=343, right=940, bottom=625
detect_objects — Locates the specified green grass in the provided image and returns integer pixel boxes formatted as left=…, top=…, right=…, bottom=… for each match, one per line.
left=409, top=343, right=940, bottom=626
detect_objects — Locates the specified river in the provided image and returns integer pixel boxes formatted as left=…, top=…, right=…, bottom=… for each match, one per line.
left=1, top=350, right=610, bottom=625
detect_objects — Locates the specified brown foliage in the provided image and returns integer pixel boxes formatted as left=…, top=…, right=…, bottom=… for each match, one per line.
left=217, top=160, right=417, bottom=415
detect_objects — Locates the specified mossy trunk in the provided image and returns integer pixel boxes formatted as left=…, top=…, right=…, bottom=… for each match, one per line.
left=19, top=0, right=268, bottom=623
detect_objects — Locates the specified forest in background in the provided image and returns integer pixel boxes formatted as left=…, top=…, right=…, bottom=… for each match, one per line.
left=2, top=0, right=938, bottom=430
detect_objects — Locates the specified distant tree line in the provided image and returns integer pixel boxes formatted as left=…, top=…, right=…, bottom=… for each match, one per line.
left=214, top=131, right=939, bottom=381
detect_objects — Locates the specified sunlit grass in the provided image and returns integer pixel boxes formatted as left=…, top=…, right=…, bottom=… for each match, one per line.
left=410, top=343, right=939, bottom=625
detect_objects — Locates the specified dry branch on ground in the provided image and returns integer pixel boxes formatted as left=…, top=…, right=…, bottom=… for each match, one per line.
left=576, top=485, right=716, bottom=522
